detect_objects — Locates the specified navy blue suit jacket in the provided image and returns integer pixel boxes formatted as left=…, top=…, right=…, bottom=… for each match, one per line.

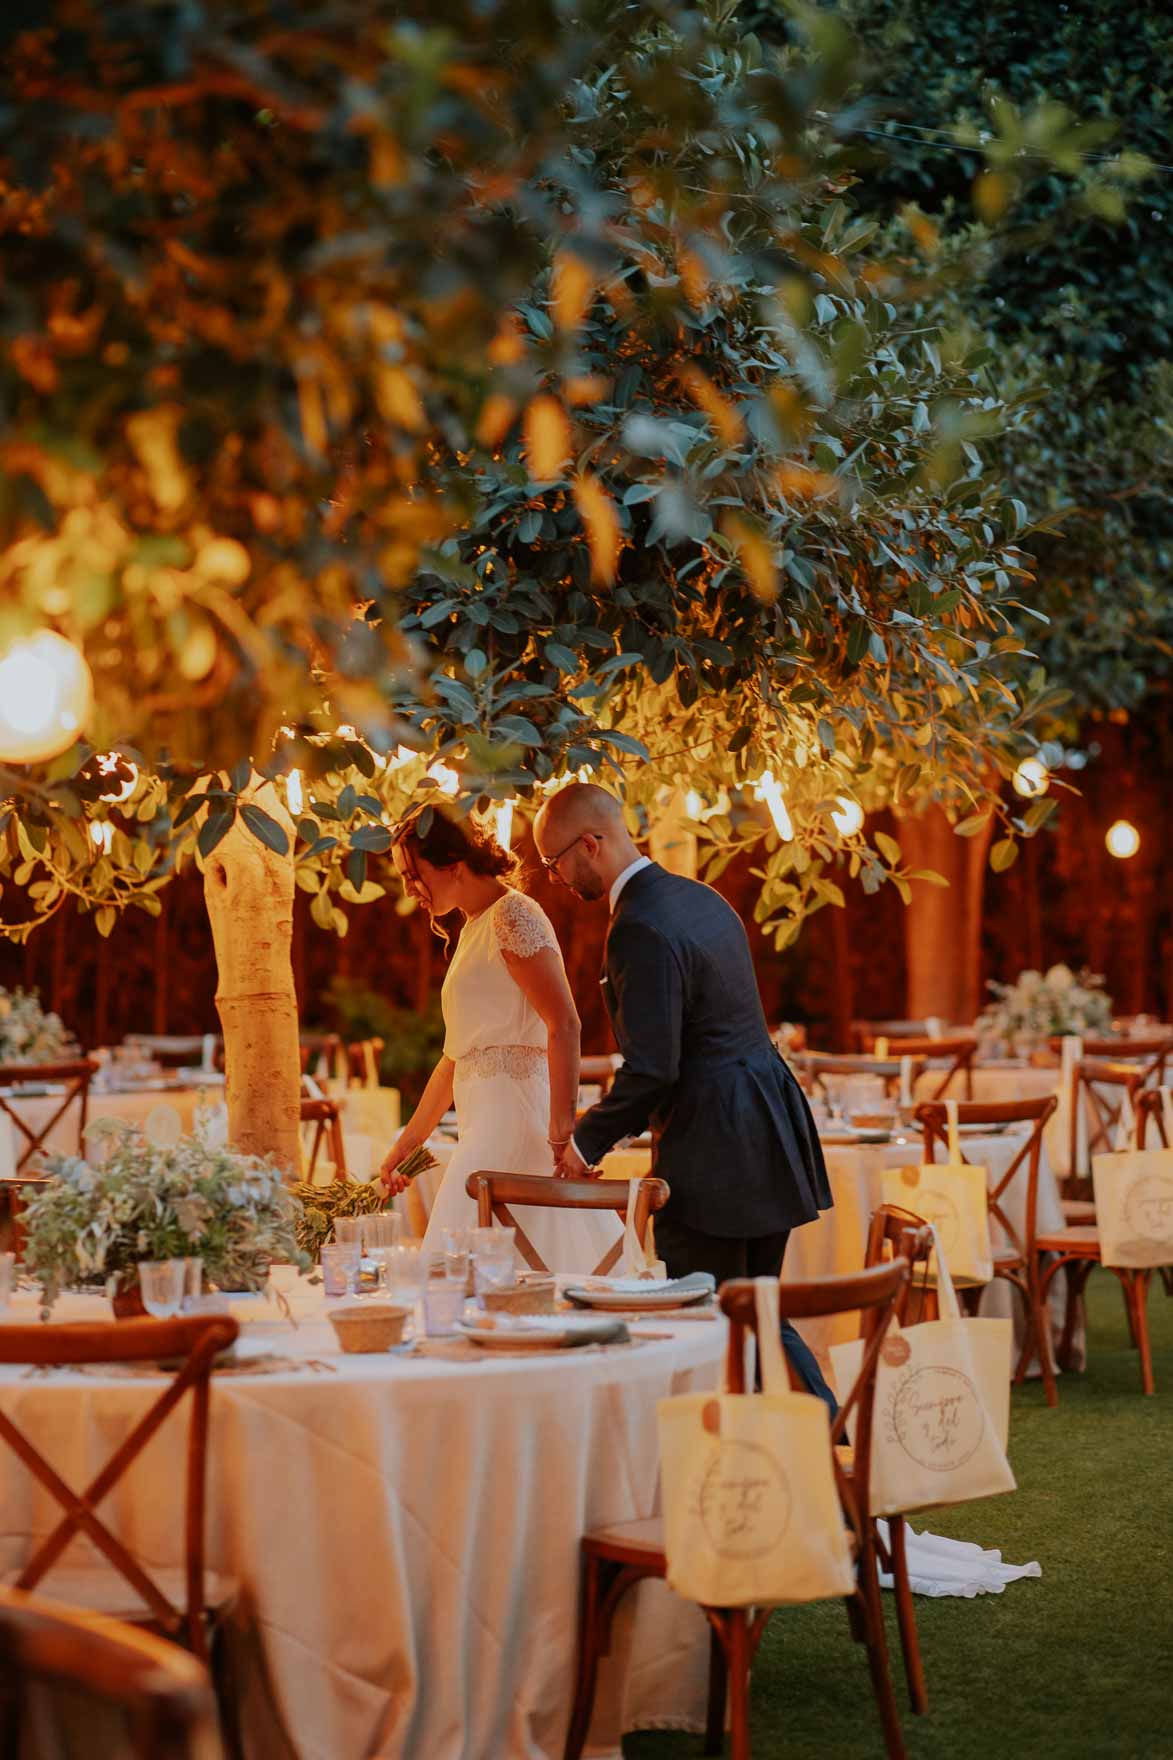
left=574, top=863, right=831, bottom=1237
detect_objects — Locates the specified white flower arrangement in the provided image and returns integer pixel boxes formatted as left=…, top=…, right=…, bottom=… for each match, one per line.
left=20, top=1117, right=309, bottom=1316
left=0, top=986, right=70, bottom=1066
left=976, top=963, right=1113, bottom=1050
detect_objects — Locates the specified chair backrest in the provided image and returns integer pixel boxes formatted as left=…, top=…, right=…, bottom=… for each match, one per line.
left=0, top=1586, right=222, bottom=1760
left=0, top=1314, right=237, bottom=1660
left=298, top=1033, right=342, bottom=1077
left=718, top=1261, right=909, bottom=1546
left=579, top=1054, right=620, bottom=1096
left=1137, top=1087, right=1171, bottom=1149
left=344, top=1038, right=385, bottom=1084
left=124, top=1034, right=223, bottom=1071
left=864, top=1205, right=936, bottom=1324
left=851, top=1018, right=935, bottom=1050
left=1070, top=1057, right=1149, bottom=1171
left=856, top=1034, right=976, bottom=1102
left=914, top=1094, right=1058, bottom=1259
left=0, top=1059, right=99, bottom=1172
left=798, top=1052, right=926, bottom=1102
left=464, top=1171, right=669, bottom=1275
left=299, top=1096, right=347, bottom=1179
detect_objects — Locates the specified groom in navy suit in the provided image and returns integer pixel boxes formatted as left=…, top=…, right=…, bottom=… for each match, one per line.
left=533, top=782, right=835, bottom=1407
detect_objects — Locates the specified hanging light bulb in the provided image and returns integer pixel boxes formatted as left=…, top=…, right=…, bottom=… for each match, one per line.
left=684, top=789, right=704, bottom=820
left=0, top=632, right=93, bottom=764
left=493, top=799, right=515, bottom=851
left=1013, top=757, right=1049, bottom=799
left=1105, top=819, right=1139, bottom=860
left=754, top=771, right=793, bottom=840
left=830, top=795, right=863, bottom=837
left=286, top=768, right=304, bottom=816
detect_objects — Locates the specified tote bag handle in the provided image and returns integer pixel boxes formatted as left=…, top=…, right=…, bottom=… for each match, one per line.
left=944, top=1098, right=962, bottom=1164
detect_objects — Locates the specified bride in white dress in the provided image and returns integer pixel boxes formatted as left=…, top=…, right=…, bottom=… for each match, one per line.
left=378, top=804, right=621, bottom=1271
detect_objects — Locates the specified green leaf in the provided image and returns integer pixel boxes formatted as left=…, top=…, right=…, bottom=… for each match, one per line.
left=465, top=648, right=487, bottom=678
left=1024, top=798, right=1057, bottom=832
left=989, top=837, right=1019, bottom=873
left=544, top=642, right=579, bottom=673
left=954, top=814, right=991, bottom=838
left=240, top=804, right=290, bottom=856
left=909, top=869, right=950, bottom=887
left=874, top=831, right=901, bottom=866
left=350, top=824, right=392, bottom=853
left=198, top=810, right=235, bottom=858
left=228, top=758, right=250, bottom=795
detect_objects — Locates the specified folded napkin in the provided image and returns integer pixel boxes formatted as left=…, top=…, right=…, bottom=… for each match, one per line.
left=876, top=1522, right=1041, bottom=1599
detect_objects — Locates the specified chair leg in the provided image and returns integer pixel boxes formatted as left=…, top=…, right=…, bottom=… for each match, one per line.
left=1159, top=1266, right=1173, bottom=1298
left=1056, top=1260, right=1089, bottom=1371
left=703, top=1626, right=727, bottom=1756
left=1016, top=1266, right=1058, bottom=1408
left=1125, top=1272, right=1156, bottom=1396
left=209, top=1619, right=247, bottom=1760
left=887, top=1517, right=927, bottom=1715
left=721, top=1608, right=752, bottom=1760
left=563, top=1553, right=614, bottom=1760
left=854, top=1541, right=906, bottom=1759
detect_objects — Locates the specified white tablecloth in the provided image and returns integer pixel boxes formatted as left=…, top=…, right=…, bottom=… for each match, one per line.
left=0, top=1286, right=723, bottom=1760
left=1, top=1084, right=220, bottom=1168
left=913, top=1063, right=1068, bottom=1170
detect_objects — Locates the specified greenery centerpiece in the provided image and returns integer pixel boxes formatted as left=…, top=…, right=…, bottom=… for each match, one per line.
left=289, top=1146, right=436, bottom=1262
left=976, top=965, right=1113, bottom=1055
left=20, top=1119, right=308, bottom=1317
left=0, top=987, right=70, bottom=1066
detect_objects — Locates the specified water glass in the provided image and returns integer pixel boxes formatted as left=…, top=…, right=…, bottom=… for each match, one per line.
left=334, top=1217, right=365, bottom=1248
left=472, top=1226, right=516, bottom=1298
left=0, top=1251, right=14, bottom=1308
left=383, top=1244, right=426, bottom=1307
left=423, top=1277, right=467, bottom=1337
left=321, top=1241, right=361, bottom=1299
left=139, top=1259, right=186, bottom=1318
left=363, top=1212, right=402, bottom=1252
left=442, top=1227, right=471, bottom=1285
left=181, top=1257, right=204, bottom=1311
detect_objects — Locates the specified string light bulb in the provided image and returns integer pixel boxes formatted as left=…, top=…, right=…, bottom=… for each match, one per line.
left=1105, top=819, right=1139, bottom=860
left=94, top=753, right=138, bottom=804
left=1013, top=757, right=1049, bottom=799
left=493, top=799, right=515, bottom=852
left=286, top=769, right=304, bottom=816
left=0, top=632, right=92, bottom=764
left=754, top=771, right=793, bottom=840
left=685, top=789, right=704, bottom=820
left=830, top=795, right=863, bottom=837
left=426, top=761, right=460, bottom=797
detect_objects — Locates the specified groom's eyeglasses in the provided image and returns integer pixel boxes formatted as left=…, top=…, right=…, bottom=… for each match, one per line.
left=539, top=832, right=588, bottom=883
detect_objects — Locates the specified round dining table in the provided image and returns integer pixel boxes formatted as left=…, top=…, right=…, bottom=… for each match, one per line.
left=0, top=1280, right=724, bottom=1760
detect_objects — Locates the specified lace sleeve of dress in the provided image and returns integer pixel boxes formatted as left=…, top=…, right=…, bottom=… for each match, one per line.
left=493, top=889, right=559, bottom=960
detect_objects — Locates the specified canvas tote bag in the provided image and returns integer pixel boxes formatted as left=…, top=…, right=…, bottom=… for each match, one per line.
left=1092, top=1087, right=1173, bottom=1269
left=881, top=1099, right=993, bottom=1286
left=830, top=1233, right=1015, bottom=1517
left=658, top=1278, right=855, bottom=1607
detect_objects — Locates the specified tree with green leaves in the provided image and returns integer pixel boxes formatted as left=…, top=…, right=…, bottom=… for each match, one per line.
left=0, top=0, right=1126, bottom=1155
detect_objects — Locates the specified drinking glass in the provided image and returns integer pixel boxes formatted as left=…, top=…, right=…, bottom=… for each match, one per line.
left=334, top=1217, right=364, bottom=1248
left=0, top=1251, right=14, bottom=1308
left=139, top=1259, right=186, bottom=1318
left=472, top=1226, right=516, bottom=1298
left=363, top=1212, right=402, bottom=1252
left=442, top=1227, right=471, bottom=1285
left=423, top=1277, right=466, bottom=1336
left=321, top=1241, right=361, bottom=1299
left=181, top=1257, right=204, bottom=1311
left=383, top=1244, right=426, bottom=1308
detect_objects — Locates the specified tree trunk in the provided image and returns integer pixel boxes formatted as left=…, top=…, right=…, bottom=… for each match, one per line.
left=897, top=805, right=993, bottom=1025
left=649, top=790, right=697, bottom=879
left=203, top=777, right=301, bottom=1174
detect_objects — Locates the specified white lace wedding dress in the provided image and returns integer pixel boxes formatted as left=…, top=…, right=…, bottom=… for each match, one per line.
left=421, top=889, right=622, bottom=1272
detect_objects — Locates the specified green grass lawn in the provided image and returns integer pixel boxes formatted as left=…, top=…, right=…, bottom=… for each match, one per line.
left=625, top=1273, right=1173, bottom=1759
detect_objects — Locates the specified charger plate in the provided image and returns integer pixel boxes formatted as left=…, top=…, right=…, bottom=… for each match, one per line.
left=563, top=1272, right=715, bottom=1313
left=458, top=1314, right=629, bottom=1351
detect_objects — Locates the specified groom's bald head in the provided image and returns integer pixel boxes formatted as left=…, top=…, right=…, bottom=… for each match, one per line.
left=534, top=782, right=641, bottom=901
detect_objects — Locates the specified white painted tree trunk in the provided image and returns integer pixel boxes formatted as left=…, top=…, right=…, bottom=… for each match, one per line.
left=898, top=804, right=994, bottom=1024
left=649, top=789, right=698, bottom=879
left=203, top=778, right=301, bottom=1174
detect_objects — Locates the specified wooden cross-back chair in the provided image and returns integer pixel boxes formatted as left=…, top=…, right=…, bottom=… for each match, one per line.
left=578, top=1054, right=620, bottom=1098
left=0, top=1315, right=238, bottom=1663
left=914, top=1094, right=1060, bottom=1405
left=858, top=1034, right=976, bottom=1102
left=464, top=1172, right=668, bottom=1277
left=851, top=1020, right=937, bottom=1051
left=298, top=1033, right=342, bottom=1077
left=1137, top=1087, right=1170, bottom=1148
left=863, top=1207, right=938, bottom=1716
left=299, top=1097, right=347, bottom=1180
left=0, top=1586, right=223, bottom=1760
left=1051, top=1032, right=1173, bottom=1087
left=563, top=1260, right=911, bottom=1760
left=0, top=1058, right=99, bottom=1175
left=798, top=1053, right=926, bottom=1104
left=1067, top=1057, right=1150, bottom=1185
left=124, top=1035, right=223, bottom=1071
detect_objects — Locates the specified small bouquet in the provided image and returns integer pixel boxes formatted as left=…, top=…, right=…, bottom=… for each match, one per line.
left=976, top=963, right=1113, bottom=1052
left=0, top=986, right=70, bottom=1066
left=289, top=1145, right=436, bottom=1261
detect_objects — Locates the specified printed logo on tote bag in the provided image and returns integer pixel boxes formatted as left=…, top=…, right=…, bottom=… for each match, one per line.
left=693, top=1439, right=793, bottom=1560
left=1123, top=1173, right=1173, bottom=1243
left=889, top=1363, right=986, bottom=1473
left=898, top=1170, right=962, bottom=1257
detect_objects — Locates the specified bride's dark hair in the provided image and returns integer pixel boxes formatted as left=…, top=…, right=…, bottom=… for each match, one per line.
left=390, top=802, right=520, bottom=948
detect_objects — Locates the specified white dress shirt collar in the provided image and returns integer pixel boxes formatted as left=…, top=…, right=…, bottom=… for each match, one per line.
left=609, top=855, right=653, bottom=913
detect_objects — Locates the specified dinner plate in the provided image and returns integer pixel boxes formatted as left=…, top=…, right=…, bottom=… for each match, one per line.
left=563, top=1273, right=715, bottom=1312
left=459, top=1315, right=629, bottom=1351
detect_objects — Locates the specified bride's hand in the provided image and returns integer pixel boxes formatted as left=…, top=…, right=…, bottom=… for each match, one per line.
left=379, top=1135, right=414, bottom=1195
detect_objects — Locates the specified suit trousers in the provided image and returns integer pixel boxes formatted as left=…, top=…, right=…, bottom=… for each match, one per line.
left=654, top=1215, right=837, bottom=1418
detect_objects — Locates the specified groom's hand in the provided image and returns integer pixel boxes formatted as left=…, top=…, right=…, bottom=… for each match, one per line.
left=554, top=1139, right=592, bottom=1180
